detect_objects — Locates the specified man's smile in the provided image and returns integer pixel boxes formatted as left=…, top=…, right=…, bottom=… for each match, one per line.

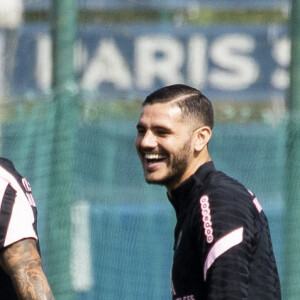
left=143, top=153, right=167, bottom=169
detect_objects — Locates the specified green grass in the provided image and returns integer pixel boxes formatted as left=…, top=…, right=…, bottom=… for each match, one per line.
left=24, top=8, right=288, bottom=25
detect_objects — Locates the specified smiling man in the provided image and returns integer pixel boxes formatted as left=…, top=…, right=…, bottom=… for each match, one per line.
left=135, top=84, right=281, bottom=300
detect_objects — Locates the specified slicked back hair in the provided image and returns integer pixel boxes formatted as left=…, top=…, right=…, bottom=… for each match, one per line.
left=142, top=84, right=214, bottom=129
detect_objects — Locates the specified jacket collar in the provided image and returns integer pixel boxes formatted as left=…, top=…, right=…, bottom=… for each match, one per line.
left=168, top=161, right=216, bottom=215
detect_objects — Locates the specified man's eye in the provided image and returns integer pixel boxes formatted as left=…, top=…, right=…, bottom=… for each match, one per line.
left=137, top=128, right=146, bottom=135
left=156, top=130, right=169, bottom=136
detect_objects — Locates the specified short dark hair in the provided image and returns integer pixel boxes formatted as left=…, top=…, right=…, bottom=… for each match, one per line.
left=142, top=84, right=214, bottom=129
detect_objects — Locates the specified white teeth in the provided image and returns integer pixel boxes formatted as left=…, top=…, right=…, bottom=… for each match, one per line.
left=145, top=153, right=165, bottom=160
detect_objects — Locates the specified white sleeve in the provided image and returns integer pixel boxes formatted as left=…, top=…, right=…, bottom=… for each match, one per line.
left=0, top=165, right=38, bottom=248
left=4, top=190, right=38, bottom=247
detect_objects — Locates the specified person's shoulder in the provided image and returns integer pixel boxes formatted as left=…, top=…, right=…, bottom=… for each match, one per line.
left=192, top=171, right=259, bottom=235
left=0, top=157, right=16, bottom=170
left=0, top=158, right=24, bottom=184
left=203, top=170, right=256, bottom=215
left=208, top=170, right=250, bottom=197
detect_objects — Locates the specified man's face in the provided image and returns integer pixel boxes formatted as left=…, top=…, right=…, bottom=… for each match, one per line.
left=135, top=102, right=195, bottom=191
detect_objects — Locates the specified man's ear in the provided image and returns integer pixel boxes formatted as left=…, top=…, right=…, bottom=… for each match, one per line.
left=194, top=126, right=212, bottom=152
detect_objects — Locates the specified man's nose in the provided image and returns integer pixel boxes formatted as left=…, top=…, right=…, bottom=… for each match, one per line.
left=140, top=131, right=157, bottom=148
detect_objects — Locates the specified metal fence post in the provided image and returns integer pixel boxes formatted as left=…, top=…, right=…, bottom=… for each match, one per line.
left=284, top=0, right=300, bottom=298
left=48, top=0, right=78, bottom=299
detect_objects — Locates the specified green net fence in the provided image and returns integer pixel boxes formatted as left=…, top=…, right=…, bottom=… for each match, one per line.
left=0, top=0, right=296, bottom=299
left=0, top=98, right=288, bottom=299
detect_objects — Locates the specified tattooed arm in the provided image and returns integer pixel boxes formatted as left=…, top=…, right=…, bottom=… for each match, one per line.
left=0, top=238, right=55, bottom=300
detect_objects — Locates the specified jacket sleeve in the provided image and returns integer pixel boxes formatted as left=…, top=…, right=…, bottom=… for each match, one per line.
left=193, top=190, right=259, bottom=299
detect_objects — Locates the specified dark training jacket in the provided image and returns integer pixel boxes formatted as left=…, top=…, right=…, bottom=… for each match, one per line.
left=168, top=161, right=281, bottom=300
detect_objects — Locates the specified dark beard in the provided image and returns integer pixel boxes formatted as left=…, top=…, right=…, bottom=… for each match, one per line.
left=146, top=137, right=191, bottom=189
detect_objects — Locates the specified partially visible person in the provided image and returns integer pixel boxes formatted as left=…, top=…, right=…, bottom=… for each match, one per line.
left=135, top=84, right=281, bottom=299
left=0, top=157, right=55, bottom=299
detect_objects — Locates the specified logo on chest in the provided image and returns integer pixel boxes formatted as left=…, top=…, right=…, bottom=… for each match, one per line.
left=199, top=195, right=214, bottom=244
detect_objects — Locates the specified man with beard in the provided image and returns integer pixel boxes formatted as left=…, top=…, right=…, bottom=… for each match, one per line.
left=135, top=84, right=281, bottom=300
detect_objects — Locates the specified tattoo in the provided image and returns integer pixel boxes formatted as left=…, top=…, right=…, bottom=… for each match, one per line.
left=0, top=239, right=55, bottom=300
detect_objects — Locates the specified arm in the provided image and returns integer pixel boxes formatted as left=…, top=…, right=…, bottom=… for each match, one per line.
left=204, top=228, right=250, bottom=298
left=195, top=191, right=255, bottom=299
left=0, top=238, right=55, bottom=300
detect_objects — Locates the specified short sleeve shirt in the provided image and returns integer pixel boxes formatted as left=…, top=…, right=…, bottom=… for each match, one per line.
left=0, top=158, right=38, bottom=299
